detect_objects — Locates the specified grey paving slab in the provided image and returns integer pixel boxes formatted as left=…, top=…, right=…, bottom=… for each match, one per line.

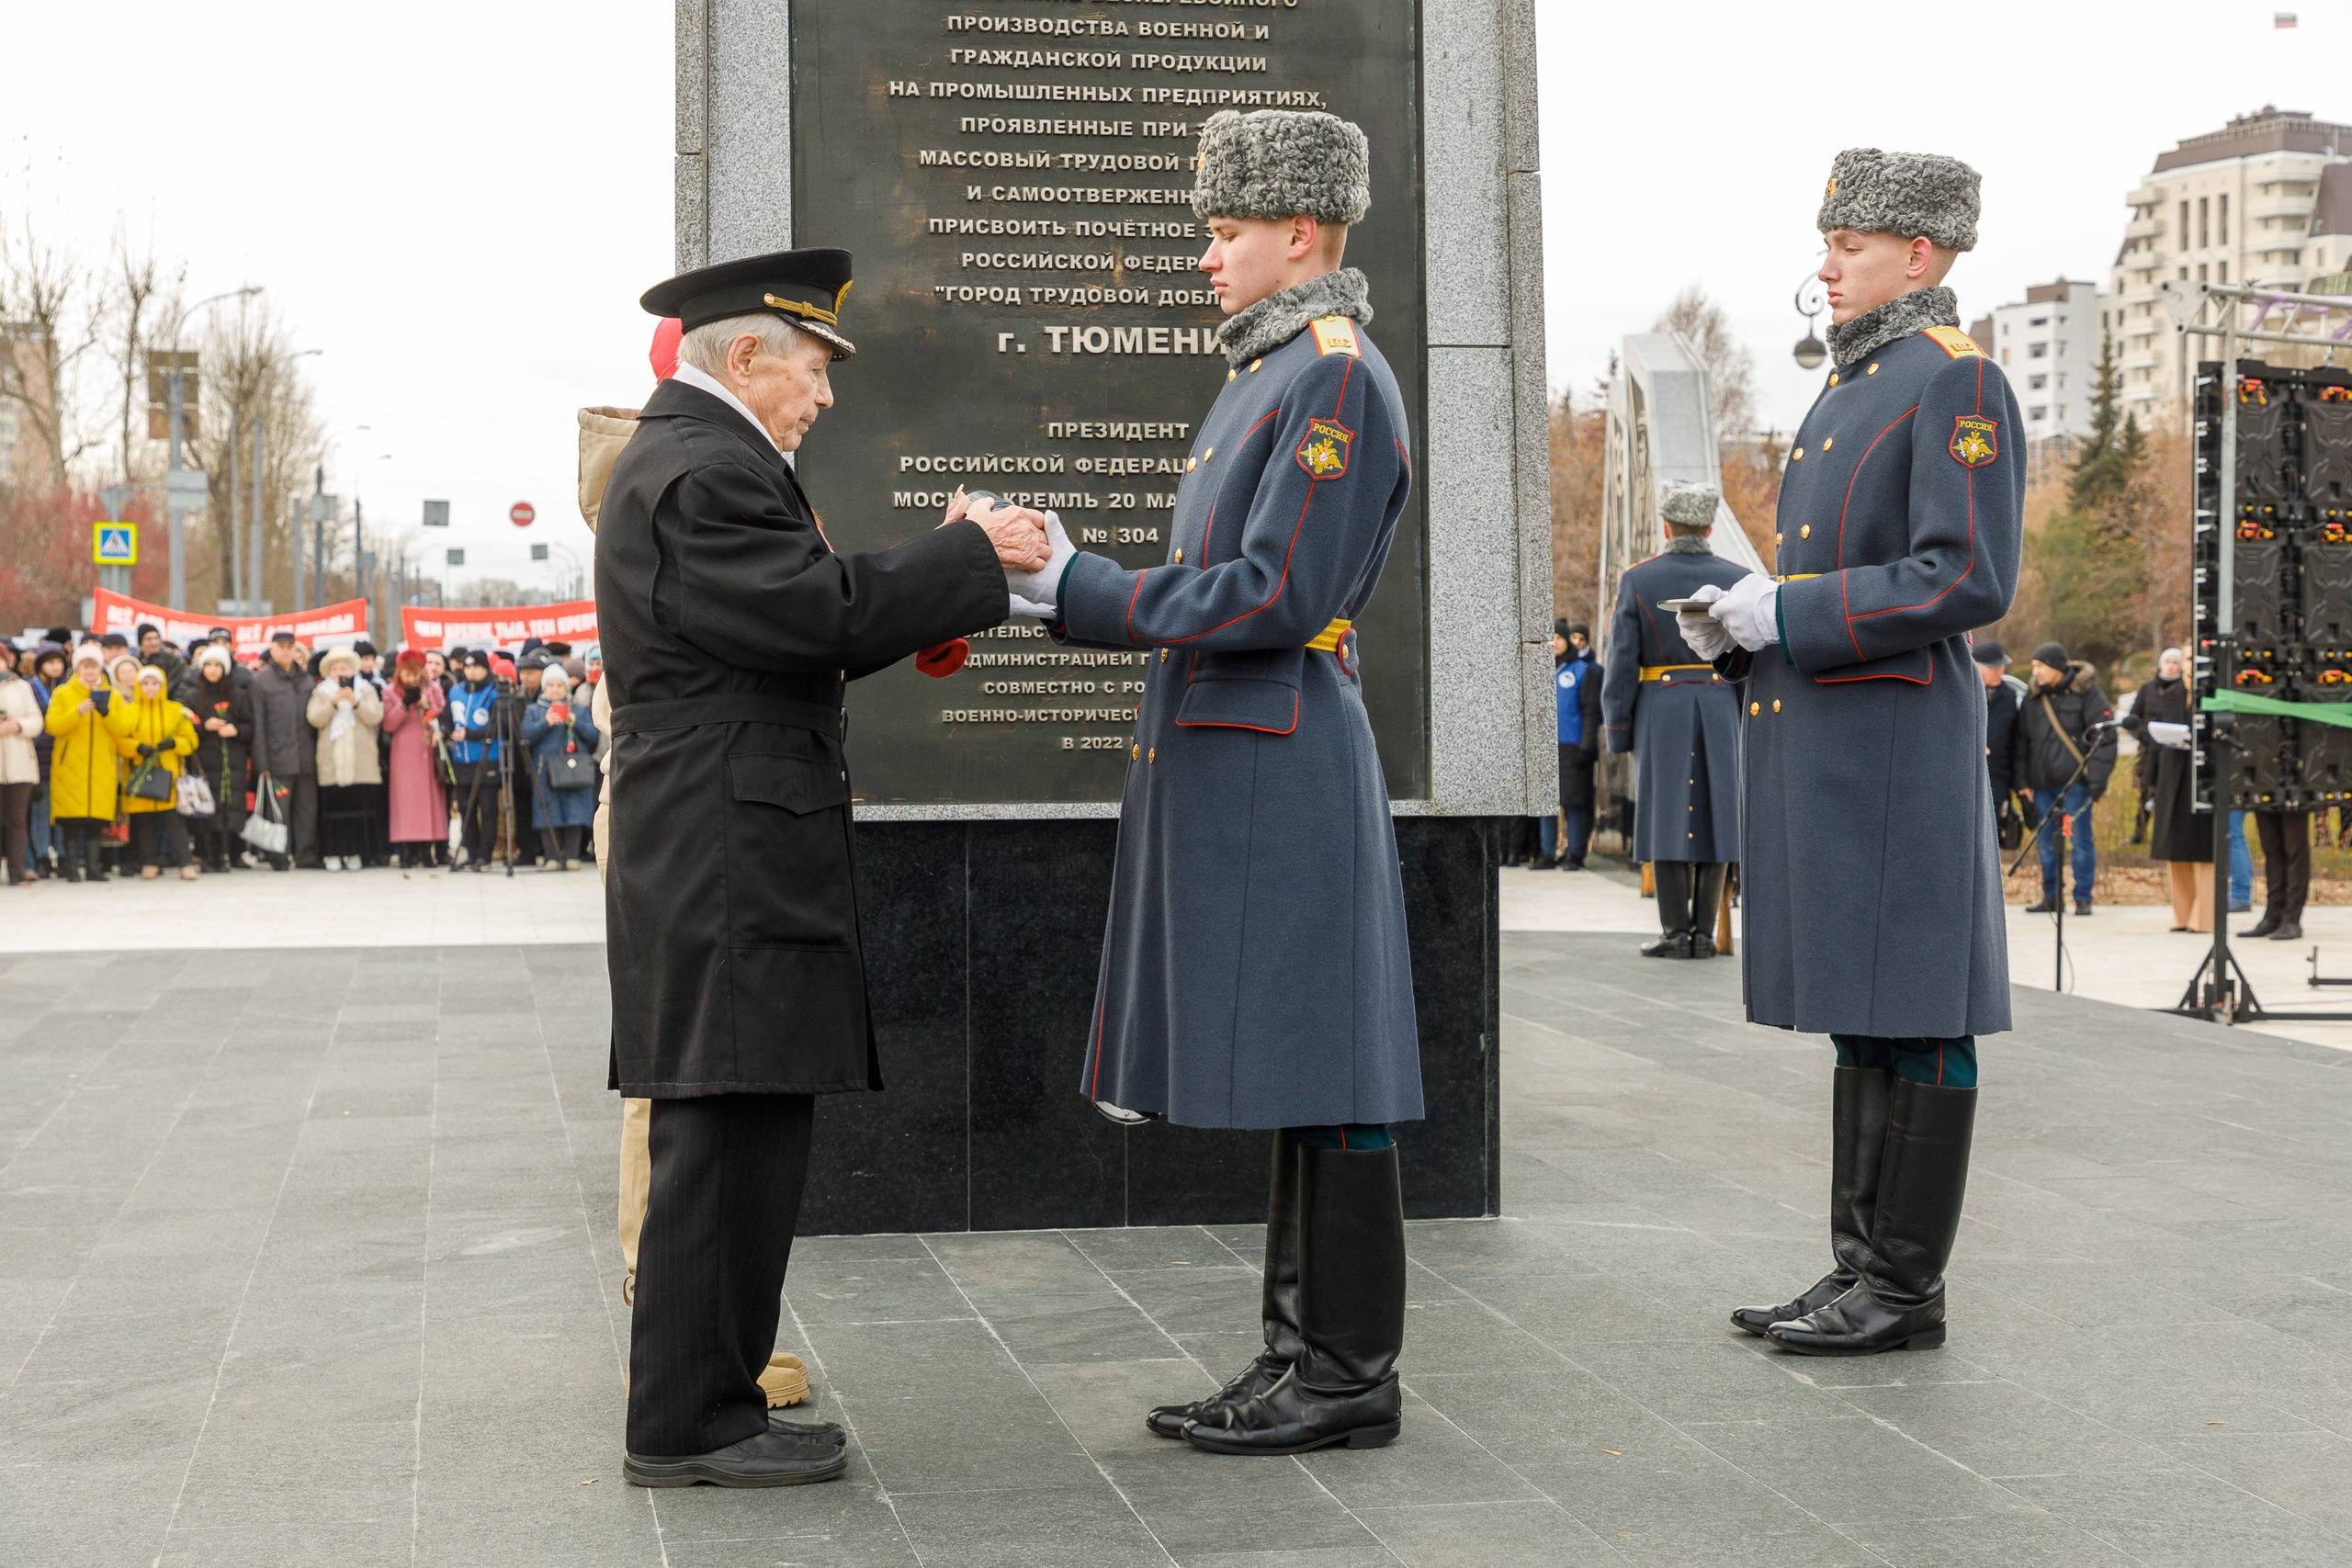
left=5, top=935, right=2352, bottom=1567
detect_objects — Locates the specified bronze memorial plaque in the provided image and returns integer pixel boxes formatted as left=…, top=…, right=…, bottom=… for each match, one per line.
left=790, top=0, right=1428, bottom=805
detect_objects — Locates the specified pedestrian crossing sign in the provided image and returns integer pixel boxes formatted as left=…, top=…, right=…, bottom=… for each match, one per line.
left=92, top=523, right=138, bottom=566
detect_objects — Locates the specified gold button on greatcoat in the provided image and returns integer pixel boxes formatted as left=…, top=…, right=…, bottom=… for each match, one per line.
left=1868, top=363, right=1880, bottom=375
left=1204, top=447, right=1215, bottom=461
left=1821, top=436, right=1833, bottom=450
left=1227, top=369, right=1237, bottom=381
left=1773, top=699, right=1783, bottom=713
left=1148, top=747, right=1157, bottom=764
left=1250, top=358, right=1263, bottom=373
left=1174, top=549, right=1185, bottom=564
left=1829, top=373, right=1840, bottom=386
left=1186, top=457, right=1197, bottom=472
left=1159, top=649, right=1170, bottom=662
left=1775, top=532, right=1784, bottom=545
left=1131, top=744, right=1140, bottom=761
left=1792, top=448, right=1804, bottom=461
left=1800, top=525, right=1812, bottom=539
left=1750, top=701, right=1761, bottom=716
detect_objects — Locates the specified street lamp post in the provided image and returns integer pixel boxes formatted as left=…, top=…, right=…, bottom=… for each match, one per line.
left=162, top=286, right=262, bottom=609
left=1792, top=259, right=1831, bottom=372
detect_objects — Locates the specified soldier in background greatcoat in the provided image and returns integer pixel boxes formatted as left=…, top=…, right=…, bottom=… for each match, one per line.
left=1600, top=480, right=1745, bottom=958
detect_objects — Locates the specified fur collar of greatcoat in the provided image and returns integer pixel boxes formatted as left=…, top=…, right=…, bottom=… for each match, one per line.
left=1216, top=267, right=1373, bottom=367
left=1828, top=286, right=1961, bottom=367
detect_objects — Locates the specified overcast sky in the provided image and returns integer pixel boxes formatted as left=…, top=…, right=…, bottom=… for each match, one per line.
left=7, top=1, right=2343, bottom=600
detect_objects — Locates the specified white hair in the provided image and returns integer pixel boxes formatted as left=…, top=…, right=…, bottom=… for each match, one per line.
left=677, top=312, right=811, bottom=377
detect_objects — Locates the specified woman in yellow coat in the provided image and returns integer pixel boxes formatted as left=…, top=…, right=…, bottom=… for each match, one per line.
left=43, top=645, right=137, bottom=883
left=116, top=663, right=199, bottom=879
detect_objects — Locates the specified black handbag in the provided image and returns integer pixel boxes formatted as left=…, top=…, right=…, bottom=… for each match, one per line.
left=547, top=728, right=596, bottom=791
left=1996, top=795, right=2024, bottom=852
left=126, top=755, right=175, bottom=804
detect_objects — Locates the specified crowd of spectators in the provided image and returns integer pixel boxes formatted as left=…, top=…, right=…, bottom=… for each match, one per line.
left=1, top=622, right=604, bottom=885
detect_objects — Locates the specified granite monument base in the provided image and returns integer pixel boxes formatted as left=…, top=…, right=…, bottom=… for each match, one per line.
left=802, top=816, right=1505, bottom=1234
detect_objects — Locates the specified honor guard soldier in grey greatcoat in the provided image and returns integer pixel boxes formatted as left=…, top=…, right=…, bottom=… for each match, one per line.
left=1680, top=149, right=2024, bottom=1357
left=1600, top=480, right=1745, bottom=958
left=597, top=248, right=1052, bottom=1486
left=1010, top=108, right=1420, bottom=1456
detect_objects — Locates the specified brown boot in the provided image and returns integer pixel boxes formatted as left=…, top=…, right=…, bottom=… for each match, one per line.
left=760, top=1352, right=811, bottom=1408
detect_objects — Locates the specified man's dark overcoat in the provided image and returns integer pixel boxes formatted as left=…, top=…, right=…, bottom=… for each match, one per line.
left=595, top=378, right=1007, bottom=1097
left=1052, top=311, right=1421, bottom=1130
left=1600, top=547, right=1747, bottom=863
left=1722, top=322, right=2023, bottom=1038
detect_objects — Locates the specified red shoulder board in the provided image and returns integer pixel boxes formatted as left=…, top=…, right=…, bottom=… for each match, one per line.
left=1921, top=326, right=1984, bottom=360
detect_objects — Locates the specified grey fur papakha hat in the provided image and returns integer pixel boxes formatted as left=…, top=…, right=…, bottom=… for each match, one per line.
left=1192, top=109, right=1371, bottom=226
left=1661, top=481, right=1718, bottom=528
left=1816, top=148, right=1981, bottom=253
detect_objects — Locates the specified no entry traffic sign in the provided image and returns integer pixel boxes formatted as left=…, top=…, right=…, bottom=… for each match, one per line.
left=510, top=501, right=537, bottom=527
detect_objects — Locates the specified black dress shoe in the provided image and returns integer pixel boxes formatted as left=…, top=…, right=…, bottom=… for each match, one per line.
left=1562, top=859, right=1586, bottom=872
left=624, top=1424, right=851, bottom=1488
left=2269, top=920, right=2303, bottom=942
left=1733, top=1066, right=1889, bottom=1336
left=1182, top=1144, right=1406, bottom=1456
left=769, top=1412, right=847, bottom=1446
left=2241, top=913, right=2280, bottom=939
left=1770, top=1079, right=1975, bottom=1358
left=2025, top=897, right=2059, bottom=913
left=1639, top=933, right=1694, bottom=959
left=2073, top=902, right=2093, bottom=918
left=1150, top=1134, right=1304, bottom=1438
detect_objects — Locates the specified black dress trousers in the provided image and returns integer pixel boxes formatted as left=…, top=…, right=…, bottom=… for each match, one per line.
left=625, top=1092, right=816, bottom=1457
left=2256, top=810, right=2312, bottom=921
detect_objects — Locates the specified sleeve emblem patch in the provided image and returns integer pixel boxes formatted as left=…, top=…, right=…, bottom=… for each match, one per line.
left=1296, top=418, right=1355, bottom=479
left=1950, top=415, right=1999, bottom=468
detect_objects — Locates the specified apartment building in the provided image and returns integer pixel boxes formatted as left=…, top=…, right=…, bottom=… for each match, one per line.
left=1985, top=280, right=2105, bottom=441
left=2106, top=106, right=2352, bottom=423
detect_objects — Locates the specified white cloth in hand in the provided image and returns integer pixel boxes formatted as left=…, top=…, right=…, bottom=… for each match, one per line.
left=1005, top=511, right=1078, bottom=611
left=1676, top=584, right=1734, bottom=661
left=1709, top=573, right=1780, bottom=653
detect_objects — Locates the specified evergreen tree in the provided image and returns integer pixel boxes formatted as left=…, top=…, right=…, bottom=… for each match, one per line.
left=2066, top=333, right=2130, bottom=513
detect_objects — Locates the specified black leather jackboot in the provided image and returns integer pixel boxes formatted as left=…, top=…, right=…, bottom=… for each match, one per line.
left=1689, top=863, right=1726, bottom=958
left=1641, top=863, right=1693, bottom=958
left=1182, top=1143, right=1405, bottom=1455
left=1768, top=1078, right=1975, bottom=1356
left=1148, top=1131, right=1303, bottom=1438
left=1732, top=1066, right=1890, bottom=1335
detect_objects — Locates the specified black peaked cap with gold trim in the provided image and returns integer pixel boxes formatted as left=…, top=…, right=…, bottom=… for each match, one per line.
left=639, top=247, right=857, bottom=361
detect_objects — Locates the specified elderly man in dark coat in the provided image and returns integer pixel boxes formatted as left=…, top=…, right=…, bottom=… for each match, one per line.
left=1681, top=149, right=2024, bottom=1358
left=1601, top=480, right=1746, bottom=958
left=595, top=248, right=1049, bottom=1487
left=1014, top=109, right=1419, bottom=1457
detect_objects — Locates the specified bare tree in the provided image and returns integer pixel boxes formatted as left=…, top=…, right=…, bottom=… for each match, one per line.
left=1653, top=285, right=1758, bottom=440
left=181, top=301, right=324, bottom=612
left=107, top=231, right=182, bottom=486
left=0, top=209, right=104, bottom=482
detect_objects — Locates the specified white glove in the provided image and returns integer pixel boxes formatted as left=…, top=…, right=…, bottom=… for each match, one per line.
left=1676, top=584, right=1733, bottom=661
left=1006, top=511, right=1078, bottom=612
left=1709, top=573, right=1780, bottom=653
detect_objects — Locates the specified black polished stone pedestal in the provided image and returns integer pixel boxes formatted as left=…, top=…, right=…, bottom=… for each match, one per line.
left=802, top=817, right=1504, bottom=1234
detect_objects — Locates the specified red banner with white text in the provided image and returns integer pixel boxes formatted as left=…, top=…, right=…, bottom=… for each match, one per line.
left=399, top=599, right=598, bottom=652
left=92, top=588, right=371, bottom=663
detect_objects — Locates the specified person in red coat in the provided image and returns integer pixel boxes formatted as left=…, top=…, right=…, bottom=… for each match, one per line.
left=380, top=649, right=450, bottom=868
